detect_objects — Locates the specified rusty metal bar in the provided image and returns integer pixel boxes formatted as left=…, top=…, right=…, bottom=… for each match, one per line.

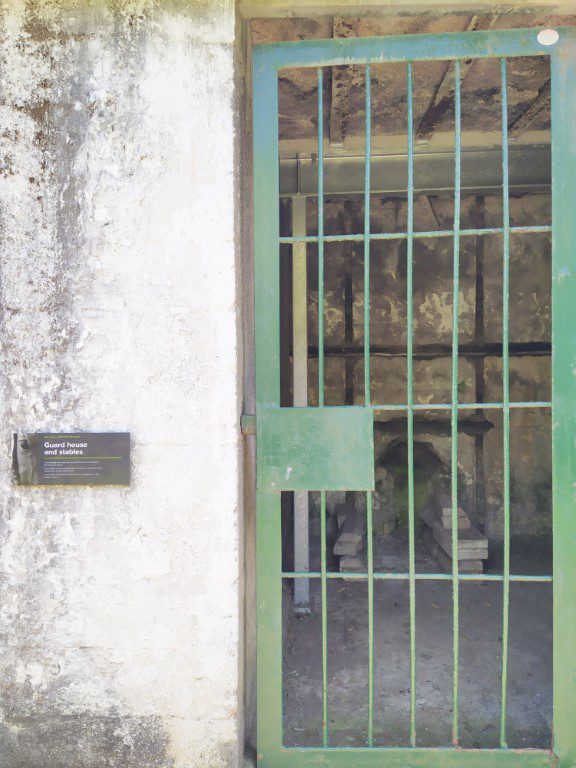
left=306, top=341, right=550, bottom=359
left=278, top=145, right=551, bottom=197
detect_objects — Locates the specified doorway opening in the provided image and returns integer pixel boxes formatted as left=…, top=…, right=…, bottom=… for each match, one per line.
left=250, top=11, right=576, bottom=760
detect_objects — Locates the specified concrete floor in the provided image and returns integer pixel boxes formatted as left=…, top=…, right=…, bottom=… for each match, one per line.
left=282, top=534, right=552, bottom=750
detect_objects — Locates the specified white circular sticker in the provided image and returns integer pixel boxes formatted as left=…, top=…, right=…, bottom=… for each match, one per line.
left=537, top=29, right=559, bottom=46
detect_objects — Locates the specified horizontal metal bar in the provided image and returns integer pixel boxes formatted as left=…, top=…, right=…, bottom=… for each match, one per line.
left=283, top=572, right=553, bottom=582
left=279, top=225, right=551, bottom=244
left=265, top=402, right=550, bottom=413
left=371, top=401, right=552, bottom=411
left=255, top=27, right=568, bottom=72
left=279, top=146, right=551, bottom=197
left=307, top=341, right=551, bottom=360
left=266, top=402, right=550, bottom=414
left=275, top=746, right=553, bottom=768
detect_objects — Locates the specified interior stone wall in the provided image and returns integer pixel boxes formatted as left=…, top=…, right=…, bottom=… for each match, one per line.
left=0, top=2, right=242, bottom=767
left=298, top=193, right=551, bottom=539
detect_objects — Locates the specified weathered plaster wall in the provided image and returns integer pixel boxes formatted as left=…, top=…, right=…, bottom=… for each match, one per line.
left=0, top=2, right=241, bottom=767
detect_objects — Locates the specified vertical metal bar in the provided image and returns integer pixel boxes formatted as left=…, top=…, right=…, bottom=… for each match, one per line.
left=551, top=31, right=576, bottom=764
left=366, top=489, right=374, bottom=746
left=292, top=198, right=309, bottom=400
left=317, top=68, right=325, bottom=407
left=451, top=58, right=462, bottom=748
left=253, top=52, right=283, bottom=760
left=320, top=490, right=328, bottom=746
left=499, top=57, right=511, bottom=749
left=280, top=201, right=293, bottom=409
left=473, top=197, right=487, bottom=532
left=292, top=196, right=310, bottom=611
left=364, top=64, right=372, bottom=406
left=363, top=64, right=374, bottom=747
left=344, top=250, right=355, bottom=407
left=318, top=70, right=327, bottom=743
left=406, top=61, right=417, bottom=748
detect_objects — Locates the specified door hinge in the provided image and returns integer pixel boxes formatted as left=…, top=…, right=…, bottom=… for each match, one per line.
left=241, top=413, right=256, bottom=436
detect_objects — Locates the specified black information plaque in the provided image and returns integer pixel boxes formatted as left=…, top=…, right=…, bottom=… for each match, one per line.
left=12, top=432, right=130, bottom=486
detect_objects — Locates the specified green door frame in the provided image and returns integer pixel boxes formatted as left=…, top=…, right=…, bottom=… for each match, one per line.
left=253, top=26, right=576, bottom=768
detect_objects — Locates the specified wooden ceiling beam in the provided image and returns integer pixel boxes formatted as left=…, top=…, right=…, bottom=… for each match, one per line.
left=419, top=196, right=441, bottom=229
left=329, top=17, right=359, bottom=145
left=509, top=79, right=551, bottom=137
left=414, top=12, right=501, bottom=142
left=240, top=2, right=575, bottom=19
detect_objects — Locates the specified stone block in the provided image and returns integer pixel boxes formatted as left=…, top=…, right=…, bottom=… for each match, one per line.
left=333, top=506, right=365, bottom=558
left=334, top=538, right=363, bottom=556
left=433, top=488, right=471, bottom=529
left=432, top=520, right=488, bottom=561
left=438, top=507, right=471, bottom=530
left=422, top=528, right=483, bottom=574
left=339, top=555, right=366, bottom=580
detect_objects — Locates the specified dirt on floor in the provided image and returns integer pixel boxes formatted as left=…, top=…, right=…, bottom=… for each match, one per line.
left=282, top=534, right=552, bottom=750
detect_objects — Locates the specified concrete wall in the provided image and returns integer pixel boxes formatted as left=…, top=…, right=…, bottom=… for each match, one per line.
left=0, top=2, right=242, bottom=767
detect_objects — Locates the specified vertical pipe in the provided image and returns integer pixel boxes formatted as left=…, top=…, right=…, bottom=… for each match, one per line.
left=292, top=197, right=309, bottom=401
left=364, top=64, right=374, bottom=747
left=320, top=490, right=328, bottom=746
left=451, top=58, right=462, bottom=748
left=292, top=196, right=310, bottom=611
left=406, top=61, right=417, bottom=748
left=318, top=68, right=325, bottom=407
left=499, top=57, right=511, bottom=749
left=473, top=197, right=486, bottom=532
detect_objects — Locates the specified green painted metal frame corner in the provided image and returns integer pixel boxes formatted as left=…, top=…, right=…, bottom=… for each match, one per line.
left=253, top=25, right=576, bottom=768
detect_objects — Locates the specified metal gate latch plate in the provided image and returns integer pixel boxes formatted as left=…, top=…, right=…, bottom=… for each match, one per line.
left=256, top=406, right=374, bottom=491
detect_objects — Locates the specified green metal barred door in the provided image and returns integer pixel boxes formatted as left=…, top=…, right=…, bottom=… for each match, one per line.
left=253, top=27, right=576, bottom=768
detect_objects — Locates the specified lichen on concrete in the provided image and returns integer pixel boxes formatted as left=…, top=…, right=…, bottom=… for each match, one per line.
left=0, top=2, right=241, bottom=766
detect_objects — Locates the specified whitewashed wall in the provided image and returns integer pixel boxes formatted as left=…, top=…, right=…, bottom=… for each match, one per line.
left=0, top=1, right=242, bottom=766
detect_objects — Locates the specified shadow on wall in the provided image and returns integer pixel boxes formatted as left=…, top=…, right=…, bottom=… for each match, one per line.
left=376, top=435, right=447, bottom=537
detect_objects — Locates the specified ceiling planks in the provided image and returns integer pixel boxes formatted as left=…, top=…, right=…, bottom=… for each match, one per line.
left=250, top=11, right=576, bottom=151
left=415, top=12, right=501, bottom=141
left=329, top=17, right=359, bottom=145
left=509, top=79, right=550, bottom=136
